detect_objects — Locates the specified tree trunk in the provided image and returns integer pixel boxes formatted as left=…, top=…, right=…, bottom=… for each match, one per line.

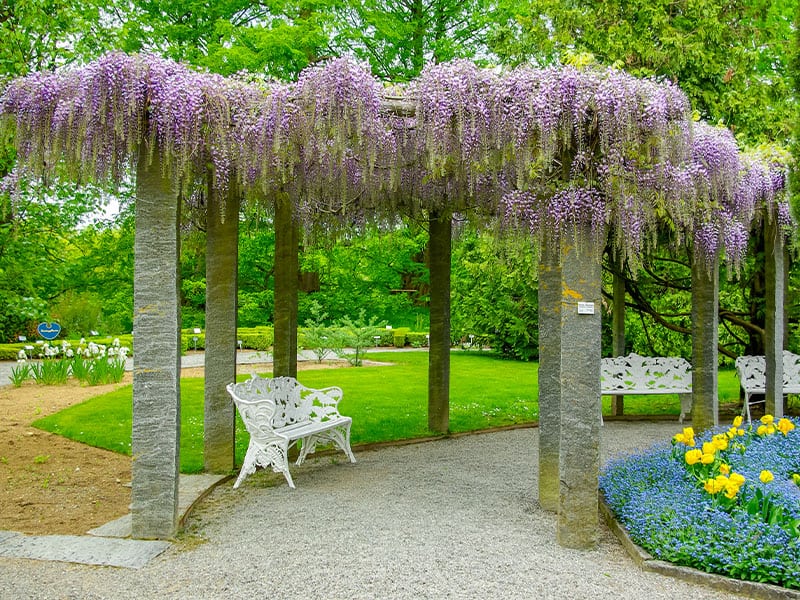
left=537, top=232, right=561, bottom=511
left=204, top=178, right=239, bottom=472
left=131, top=141, right=181, bottom=540
left=556, top=233, right=602, bottom=550
left=764, top=218, right=784, bottom=418
left=273, top=194, right=298, bottom=378
left=428, top=210, right=451, bottom=433
left=691, top=255, right=719, bottom=432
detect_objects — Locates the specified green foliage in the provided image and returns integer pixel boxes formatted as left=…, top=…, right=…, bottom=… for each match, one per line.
left=335, top=0, right=487, bottom=79
left=451, top=231, right=539, bottom=361
left=300, top=300, right=337, bottom=362
left=29, top=359, right=71, bottom=385
left=335, top=310, right=386, bottom=366
left=299, top=225, right=428, bottom=328
left=0, top=181, right=134, bottom=342
left=392, top=327, right=410, bottom=347
left=121, top=0, right=339, bottom=80
left=0, top=0, right=118, bottom=78
left=9, top=362, right=31, bottom=387
left=237, top=327, right=274, bottom=351
left=488, top=0, right=796, bottom=143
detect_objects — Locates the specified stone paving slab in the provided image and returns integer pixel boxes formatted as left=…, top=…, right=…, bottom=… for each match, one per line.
left=0, top=534, right=170, bottom=569
left=1, top=473, right=229, bottom=568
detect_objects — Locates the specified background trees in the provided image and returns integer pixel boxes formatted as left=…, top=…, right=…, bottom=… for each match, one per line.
left=0, top=0, right=796, bottom=364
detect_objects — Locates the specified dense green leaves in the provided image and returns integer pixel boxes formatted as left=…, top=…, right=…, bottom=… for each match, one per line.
left=488, top=0, right=796, bottom=143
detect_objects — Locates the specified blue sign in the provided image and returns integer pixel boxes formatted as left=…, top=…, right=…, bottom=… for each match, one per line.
left=37, top=322, right=62, bottom=340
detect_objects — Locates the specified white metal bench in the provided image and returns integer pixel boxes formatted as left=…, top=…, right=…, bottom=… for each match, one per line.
left=734, top=351, right=800, bottom=423
left=601, top=353, right=693, bottom=422
left=226, top=376, right=356, bottom=489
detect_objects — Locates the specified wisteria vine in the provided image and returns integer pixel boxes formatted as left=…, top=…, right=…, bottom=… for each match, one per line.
left=0, top=51, right=792, bottom=265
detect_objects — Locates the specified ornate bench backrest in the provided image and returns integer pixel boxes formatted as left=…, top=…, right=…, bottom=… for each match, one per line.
left=601, top=353, right=692, bottom=392
left=228, top=376, right=343, bottom=431
left=782, top=351, right=800, bottom=387
left=227, top=377, right=279, bottom=445
left=736, top=351, right=800, bottom=390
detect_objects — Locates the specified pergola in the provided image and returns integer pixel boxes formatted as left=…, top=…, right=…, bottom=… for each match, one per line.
left=1, top=53, right=791, bottom=547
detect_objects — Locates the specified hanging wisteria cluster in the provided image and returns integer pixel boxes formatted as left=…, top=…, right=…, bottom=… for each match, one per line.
left=0, top=51, right=792, bottom=266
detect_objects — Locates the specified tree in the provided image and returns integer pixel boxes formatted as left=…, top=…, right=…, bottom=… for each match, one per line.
left=0, top=0, right=119, bottom=78
left=121, top=0, right=339, bottom=79
left=335, top=0, right=487, bottom=79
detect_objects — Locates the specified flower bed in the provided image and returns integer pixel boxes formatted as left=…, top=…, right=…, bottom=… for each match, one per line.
left=601, top=415, right=800, bottom=589
left=11, top=338, right=129, bottom=386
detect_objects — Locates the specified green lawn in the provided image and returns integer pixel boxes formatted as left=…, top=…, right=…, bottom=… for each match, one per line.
left=32, top=350, right=743, bottom=473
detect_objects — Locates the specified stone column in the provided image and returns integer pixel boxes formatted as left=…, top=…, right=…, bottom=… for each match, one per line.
left=428, top=210, right=451, bottom=433
left=611, top=267, right=626, bottom=416
left=537, top=232, right=561, bottom=512
left=204, top=179, right=239, bottom=472
left=764, top=218, right=784, bottom=418
left=557, top=233, right=602, bottom=549
left=132, top=141, right=181, bottom=539
left=274, top=193, right=298, bottom=378
left=691, top=253, right=719, bottom=431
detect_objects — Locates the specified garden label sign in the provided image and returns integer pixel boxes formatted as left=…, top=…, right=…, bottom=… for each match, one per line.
left=37, top=322, right=61, bottom=340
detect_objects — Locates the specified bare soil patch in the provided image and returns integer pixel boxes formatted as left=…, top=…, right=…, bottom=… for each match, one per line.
left=0, top=376, right=133, bottom=535
left=0, top=358, right=377, bottom=535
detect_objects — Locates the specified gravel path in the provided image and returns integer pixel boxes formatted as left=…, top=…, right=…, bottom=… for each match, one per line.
left=0, top=421, right=747, bottom=599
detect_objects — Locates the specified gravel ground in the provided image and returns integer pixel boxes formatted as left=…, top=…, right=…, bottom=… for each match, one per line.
left=0, top=421, right=747, bottom=600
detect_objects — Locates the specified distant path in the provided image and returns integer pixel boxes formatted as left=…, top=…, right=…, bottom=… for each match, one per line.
left=0, top=347, right=431, bottom=386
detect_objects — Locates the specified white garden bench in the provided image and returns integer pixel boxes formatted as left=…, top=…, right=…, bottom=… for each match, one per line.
left=601, top=353, right=693, bottom=422
left=226, top=376, right=356, bottom=489
left=734, top=351, right=800, bottom=423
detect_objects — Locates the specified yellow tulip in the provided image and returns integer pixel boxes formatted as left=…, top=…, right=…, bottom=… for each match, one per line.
left=760, top=470, right=774, bottom=484
left=729, top=472, right=746, bottom=486
left=761, top=414, right=775, bottom=426
left=757, top=425, right=768, bottom=436
left=723, top=485, right=739, bottom=499
left=702, top=441, right=716, bottom=455
left=712, top=434, right=728, bottom=451
left=685, top=449, right=703, bottom=465
left=777, top=418, right=795, bottom=435
left=719, top=463, right=730, bottom=475
left=704, top=478, right=725, bottom=494
left=732, top=415, right=744, bottom=428
left=701, top=453, right=716, bottom=465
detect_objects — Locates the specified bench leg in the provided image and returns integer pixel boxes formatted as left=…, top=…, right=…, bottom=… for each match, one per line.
left=679, top=394, right=692, bottom=423
left=743, top=392, right=752, bottom=424
left=296, top=424, right=357, bottom=466
left=233, top=443, right=260, bottom=489
left=233, top=440, right=296, bottom=489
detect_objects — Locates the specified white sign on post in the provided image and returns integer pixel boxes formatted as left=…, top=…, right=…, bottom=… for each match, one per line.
left=577, top=302, right=595, bottom=315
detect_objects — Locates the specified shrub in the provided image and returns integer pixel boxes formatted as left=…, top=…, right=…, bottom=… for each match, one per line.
left=237, top=327, right=274, bottom=351
left=336, top=310, right=386, bottom=366
left=407, top=332, right=429, bottom=347
left=392, top=327, right=410, bottom=347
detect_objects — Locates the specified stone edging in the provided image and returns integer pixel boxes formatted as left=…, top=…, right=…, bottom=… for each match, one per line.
left=599, top=498, right=800, bottom=600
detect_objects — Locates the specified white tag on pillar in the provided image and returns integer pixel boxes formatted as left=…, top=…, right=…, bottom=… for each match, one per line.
left=577, top=302, right=595, bottom=315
